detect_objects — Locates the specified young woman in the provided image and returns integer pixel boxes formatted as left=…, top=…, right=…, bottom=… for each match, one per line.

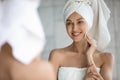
left=0, top=0, right=55, bottom=80
left=49, top=0, right=114, bottom=80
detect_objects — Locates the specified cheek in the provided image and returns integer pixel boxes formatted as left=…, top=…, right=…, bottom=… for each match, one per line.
left=66, top=26, right=72, bottom=36
left=80, top=25, right=88, bottom=33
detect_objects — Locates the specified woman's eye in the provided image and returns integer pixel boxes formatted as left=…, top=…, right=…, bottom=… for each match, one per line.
left=66, top=22, right=72, bottom=26
left=78, top=21, right=83, bottom=24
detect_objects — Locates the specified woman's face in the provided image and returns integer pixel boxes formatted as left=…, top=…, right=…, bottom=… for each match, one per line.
left=66, top=12, right=88, bottom=42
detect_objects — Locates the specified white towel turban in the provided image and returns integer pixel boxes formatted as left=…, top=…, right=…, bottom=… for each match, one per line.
left=0, top=0, right=45, bottom=65
left=63, top=0, right=111, bottom=50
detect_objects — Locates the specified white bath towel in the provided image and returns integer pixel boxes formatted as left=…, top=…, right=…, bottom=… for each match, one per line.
left=0, top=0, right=45, bottom=65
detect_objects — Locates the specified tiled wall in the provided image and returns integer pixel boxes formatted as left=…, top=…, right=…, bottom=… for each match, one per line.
left=38, top=0, right=120, bottom=79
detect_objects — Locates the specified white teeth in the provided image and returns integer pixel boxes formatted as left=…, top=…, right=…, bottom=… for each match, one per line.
left=72, top=32, right=80, bottom=36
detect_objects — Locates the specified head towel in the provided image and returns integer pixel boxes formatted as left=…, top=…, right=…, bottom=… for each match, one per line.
left=63, top=0, right=111, bottom=50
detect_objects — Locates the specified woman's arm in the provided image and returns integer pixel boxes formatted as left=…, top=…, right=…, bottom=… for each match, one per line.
left=85, top=50, right=114, bottom=80
left=100, top=53, right=114, bottom=80
left=49, top=49, right=60, bottom=80
left=84, top=35, right=114, bottom=80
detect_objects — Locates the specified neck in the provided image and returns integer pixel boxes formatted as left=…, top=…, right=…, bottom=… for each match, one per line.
left=71, top=38, right=88, bottom=54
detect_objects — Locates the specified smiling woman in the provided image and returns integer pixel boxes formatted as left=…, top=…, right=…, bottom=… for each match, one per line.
left=49, top=0, right=114, bottom=80
left=66, top=13, right=88, bottom=42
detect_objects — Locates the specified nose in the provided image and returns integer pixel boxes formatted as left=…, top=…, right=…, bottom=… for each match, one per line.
left=73, top=24, right=78, bottom=32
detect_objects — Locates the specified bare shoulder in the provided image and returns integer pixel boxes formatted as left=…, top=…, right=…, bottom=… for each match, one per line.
left=49, top=48, right=67, bottom=68
left=96, top=51, right=114, bottom=79
left=97, top=50, right=114, bottom=66
left=49, top=48, right=65, bottom=61
left=50, top=48, right=65, bottom=55
left=100, top=52, right=114, bottom=62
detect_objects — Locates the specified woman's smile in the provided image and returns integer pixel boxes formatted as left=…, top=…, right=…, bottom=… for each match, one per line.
left=72, top=32, right=82, bottom=37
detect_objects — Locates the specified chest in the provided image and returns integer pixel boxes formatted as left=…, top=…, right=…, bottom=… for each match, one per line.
left=61, top=53, right=87, bottom=67
left=61, top=53, right=102, bottom=68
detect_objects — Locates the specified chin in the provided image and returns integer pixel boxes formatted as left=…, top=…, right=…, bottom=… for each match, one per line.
left=72, top=38, right=83, bottom=42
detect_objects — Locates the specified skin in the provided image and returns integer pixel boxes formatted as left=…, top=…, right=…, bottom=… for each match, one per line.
left=49, top=12, right=114, bottom=80
left=0, top=43, right=55, bottom=80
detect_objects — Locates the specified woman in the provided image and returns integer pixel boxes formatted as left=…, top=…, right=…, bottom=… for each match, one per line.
left=0, top=0, right=55, bottom=80
left=49, top=0, right=114, bottom=80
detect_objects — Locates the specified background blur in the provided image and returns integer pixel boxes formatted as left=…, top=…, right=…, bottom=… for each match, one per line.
left=38, top=0, right=120, bottom=80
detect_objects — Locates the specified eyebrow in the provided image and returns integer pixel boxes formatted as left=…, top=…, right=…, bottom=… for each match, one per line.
left=66, top=17, right=83, bottom=22
left=66, top=19, right=71, bottom=22
left=77, top=18, right=84, bottom=20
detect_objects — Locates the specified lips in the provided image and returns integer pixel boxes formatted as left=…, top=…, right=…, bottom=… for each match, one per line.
left=72, top=32, right=82, bottom=37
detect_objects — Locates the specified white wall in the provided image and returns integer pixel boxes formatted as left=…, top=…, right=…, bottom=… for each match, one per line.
left=38, top=0, right=120, bottom=79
